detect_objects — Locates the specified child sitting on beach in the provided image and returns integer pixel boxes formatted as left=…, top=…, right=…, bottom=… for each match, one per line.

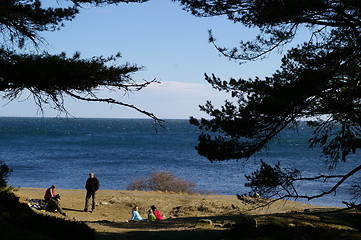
left=151, top=205, right=163, bottom=220
left=148, top=208, right=156, bottom=221
left=130, top=206, right=146, bottom=221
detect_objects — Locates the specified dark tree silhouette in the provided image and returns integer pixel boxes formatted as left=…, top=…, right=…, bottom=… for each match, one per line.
left=0, top=162, right=11, bottom=188
left=176, top=0, right=361, bottom=206
left=0, top=0, right=162, bottom=122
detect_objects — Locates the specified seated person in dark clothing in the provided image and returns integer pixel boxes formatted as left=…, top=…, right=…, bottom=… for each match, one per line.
left=45, top=194, right=67, bottom=216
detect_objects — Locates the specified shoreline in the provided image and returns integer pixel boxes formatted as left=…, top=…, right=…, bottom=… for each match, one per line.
left=14, top=187, right=355, bottom=240
left=2, top=117, right=353, bottom=209
left=14, top=187, right=340, bottom=208
left=15, top=187, right=330, bottom=219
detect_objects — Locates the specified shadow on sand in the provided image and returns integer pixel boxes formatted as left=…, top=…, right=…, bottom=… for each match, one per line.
left=87, top=209, right=361, bottom=240
left=63, top=208, right=84, bottom=213
left=87, top=215, right=243, bottom=240
left=96, top=229, right=233, bottom=240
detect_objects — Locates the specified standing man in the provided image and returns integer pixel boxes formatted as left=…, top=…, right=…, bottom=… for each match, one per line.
left=84, top=172, right=99, bottom=213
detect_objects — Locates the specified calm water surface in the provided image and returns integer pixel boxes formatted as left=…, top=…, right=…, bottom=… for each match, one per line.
left=1, top=117, right=359, bottom=207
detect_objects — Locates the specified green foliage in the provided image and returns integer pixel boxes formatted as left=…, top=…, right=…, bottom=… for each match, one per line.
left=127, top=171, right=197, bottom=194
left=0, top=0, right=161, bottom=122
left=0, top=162, right=12, bottom=189
left=1, top=0, right=150, bottom=48
left=245, top=161, right=300, bottom=198
left=176, top=0, right=361, bottom=61
left=178, top=0, right=361, bottom=203
left=0, top=0, right=77, bottom=48
left=0, top=51, right=140, bottom=92
left=0, top=50, right=147, bottom=112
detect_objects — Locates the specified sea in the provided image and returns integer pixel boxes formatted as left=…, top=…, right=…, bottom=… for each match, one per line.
left=0, top=117, right=359, bottom=207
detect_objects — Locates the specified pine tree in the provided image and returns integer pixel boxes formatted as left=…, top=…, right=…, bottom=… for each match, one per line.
left=0, top=0, right=161, bottom=122
left=177, top=0, right=361, bottom=206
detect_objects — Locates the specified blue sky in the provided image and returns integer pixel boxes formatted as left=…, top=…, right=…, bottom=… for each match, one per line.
left=0, top=0, right=284, bottom=119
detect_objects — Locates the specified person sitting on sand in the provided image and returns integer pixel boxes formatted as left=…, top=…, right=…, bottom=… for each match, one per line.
left=150, top=205, right=163, bottom=220
left=44, top=185, right=56, bottom=201
left=148, top=208, right=156, bottom=222
left=131, top=206, right=146, bottom=221
left=45, top=194, right=67, bottom=216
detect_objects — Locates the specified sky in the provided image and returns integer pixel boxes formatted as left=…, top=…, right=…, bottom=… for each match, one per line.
left=0, top=0, right=286, bottom=119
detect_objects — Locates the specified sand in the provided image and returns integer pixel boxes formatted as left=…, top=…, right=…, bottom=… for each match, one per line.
left=15, top=188, right=331, bottom=240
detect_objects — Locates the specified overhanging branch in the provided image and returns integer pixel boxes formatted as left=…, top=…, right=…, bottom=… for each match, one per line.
left=293, top=164, right=361, bottom=201
left=65, top=90, right=164, bottom=125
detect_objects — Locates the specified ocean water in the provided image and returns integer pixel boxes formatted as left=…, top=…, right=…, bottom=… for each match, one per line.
left=0, top=117, right=359, bottom=207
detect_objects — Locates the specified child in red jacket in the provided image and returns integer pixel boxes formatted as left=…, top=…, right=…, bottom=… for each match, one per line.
left=151, top=205, right=163, bottom=220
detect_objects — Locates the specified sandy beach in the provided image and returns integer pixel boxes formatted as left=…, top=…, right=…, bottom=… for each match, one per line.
left=15, top=187, right=349, bottom=240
